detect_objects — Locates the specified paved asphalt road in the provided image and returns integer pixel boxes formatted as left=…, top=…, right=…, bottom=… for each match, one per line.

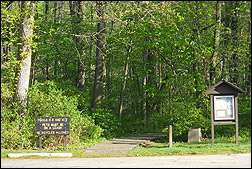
left=1, top=153, right=251, bottom=168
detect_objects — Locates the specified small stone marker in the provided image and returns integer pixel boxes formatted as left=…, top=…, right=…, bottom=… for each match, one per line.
left=188, top=127, right=202, bottom=143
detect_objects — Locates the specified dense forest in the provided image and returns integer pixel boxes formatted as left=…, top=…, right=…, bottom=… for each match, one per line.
left=1, top=1, right=251, bottom=150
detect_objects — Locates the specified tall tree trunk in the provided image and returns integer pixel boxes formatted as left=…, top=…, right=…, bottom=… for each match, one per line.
left=142, top=48, right=147, bottom=125
left=58, top=1, right=63, bottom=22
left=91, top=1, right=106, bottom=109
left=192, top=1, right=200, bottom=97
left=230, top=1, right=239, bottom=84
left=30, top=50, right=36, bottom=88
left=45, top=1, right=50, bottom=80
left=119, top=46, right=131, bottom=120
left=246, top=3, right=251, bottom=94
left=13, top=1, right=35, bottom=116
left=146, top=49, right=156, bottom=130
left=210, top=1, right=222, bottom=85
left=89, top=3, right=94, bottom=59
left=73, top=1, right=86, bottom=89
left=53, top=1, right=58, bottom=76
left=77, top=1, right=86, bottom=88
left=105, top=20, right=114, bottom=100
left=70, top=1, right=84, bottom=87
left=30, top=4, right=38, bottom=88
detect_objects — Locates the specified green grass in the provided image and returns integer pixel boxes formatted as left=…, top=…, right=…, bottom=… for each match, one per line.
left=127, top=137, right=251, bottom=156
left=1, top=137, right=250, bottom=158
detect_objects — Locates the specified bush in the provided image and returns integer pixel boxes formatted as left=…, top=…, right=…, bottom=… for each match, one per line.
left=1, top=80, right=103, bottom=150
left=161, top=102, right=210, bottom=142
left=238, top=95, right=251, bottom=138
left=88, top=102, right=122, bottom=138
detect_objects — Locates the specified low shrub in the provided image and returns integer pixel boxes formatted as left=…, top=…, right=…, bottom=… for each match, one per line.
left=1, top=81, right=103, bottom=150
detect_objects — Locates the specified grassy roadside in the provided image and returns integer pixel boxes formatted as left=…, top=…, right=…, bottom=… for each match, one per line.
left=1, top=137, right=250, bottom=158
left=127, top=137, right=251, bottom=157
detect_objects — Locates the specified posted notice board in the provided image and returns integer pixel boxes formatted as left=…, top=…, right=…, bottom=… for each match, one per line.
left=213, top=95, right=235, bottom=121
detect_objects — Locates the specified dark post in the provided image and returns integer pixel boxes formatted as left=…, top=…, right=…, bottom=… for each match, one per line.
left=39, top=116, right=42, bottom=150
left=39, top=136, right=42, bottom=150
left=235, top=94, right=239, bottom=145
left=64, top=135, right=66, bottom=149
left=211, top=95, right=214, bottom=146
left=64, top=118, right=66, bottom=149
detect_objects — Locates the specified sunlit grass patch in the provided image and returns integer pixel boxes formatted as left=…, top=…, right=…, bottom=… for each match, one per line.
left=1, top=137, right=250, bottom=158
left=127, top=137, right=251, bottom=156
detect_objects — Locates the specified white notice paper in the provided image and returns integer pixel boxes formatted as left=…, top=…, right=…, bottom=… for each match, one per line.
left=217, top=111, right=226, bottom=117
left=214, top=95, right=235, bottom=120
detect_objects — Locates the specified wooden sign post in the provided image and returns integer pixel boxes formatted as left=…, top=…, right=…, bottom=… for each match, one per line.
left=204, top=79, right=244, bottom=146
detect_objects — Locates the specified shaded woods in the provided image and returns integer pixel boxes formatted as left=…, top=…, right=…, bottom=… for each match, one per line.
left=1, top=1, right=251, bottom=149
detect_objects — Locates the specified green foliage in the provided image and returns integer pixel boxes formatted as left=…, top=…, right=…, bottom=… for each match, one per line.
left=1, top=1, right=250, bottom=150
left=161, top=102, right=210, bottom=142
left=89, top=102, right=120, bottom=138
left=236, top=95, right=251, bottom=138
left=1, top=81, right=103, bottom=150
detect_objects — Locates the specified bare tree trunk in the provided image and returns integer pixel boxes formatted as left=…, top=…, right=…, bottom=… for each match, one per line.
left=230, top=1, right=239, bottom=85
left=91, top=1, right=106, bottom=109
left=53, top=1, right=57, bottom=76
left=246, top=3, right=251, bottom=94
left=45, top=1, right=50, bottom=80
left=142, top=48, right=147, bottom=124
left=70, top=1, right=86, bottom=88
left=58, top=1, right=63, bottom=22
left=72, top=1, right=86, bottom=89
left=30, top=51, right=36, bottom=88
left=13, top=1, right=35, bottom=116
left=119, top=46, right=131, bottom=120
left=210, top=1, right=222, bottom=85
left=89, top=3, right=93, bottom=59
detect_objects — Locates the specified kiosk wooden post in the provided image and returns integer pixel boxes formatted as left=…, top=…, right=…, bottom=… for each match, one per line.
left=235, top=94, right=239, bottom=145
left=210, top=95, right=214, bottom=146
left=204, top=79, right=244, bottom=146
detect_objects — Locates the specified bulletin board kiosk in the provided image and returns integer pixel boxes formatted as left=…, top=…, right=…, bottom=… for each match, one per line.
left=204, top=79, right=244, bottom=146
